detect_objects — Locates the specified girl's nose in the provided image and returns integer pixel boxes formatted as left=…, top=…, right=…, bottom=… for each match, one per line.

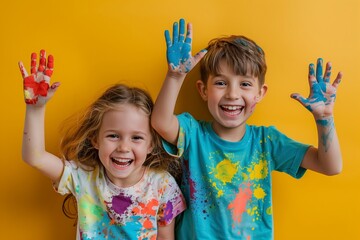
left=117, top=140, right=130, bottom=152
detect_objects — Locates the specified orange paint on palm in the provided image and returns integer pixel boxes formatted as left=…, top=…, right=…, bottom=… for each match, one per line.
left=228, top=186, right=252, bottom=223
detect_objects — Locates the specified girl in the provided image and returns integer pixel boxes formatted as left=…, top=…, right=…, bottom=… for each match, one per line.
left=20, top=50, right=186, bottom=240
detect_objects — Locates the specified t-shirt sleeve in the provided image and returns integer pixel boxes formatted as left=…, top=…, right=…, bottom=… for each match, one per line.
left=267, top=126, right=310, bottom=179
left=157, top=173, right=186, bottom=226
left=162, top=112, right=196, bottom=158
left=53, top=160, right=78, bottom=196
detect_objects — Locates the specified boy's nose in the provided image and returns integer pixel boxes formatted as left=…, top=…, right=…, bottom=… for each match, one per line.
left=226, top=86, right=240, bottom=99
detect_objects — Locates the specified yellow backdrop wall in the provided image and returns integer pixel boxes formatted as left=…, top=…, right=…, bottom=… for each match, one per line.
left=1, top=0, right=359, bottom=239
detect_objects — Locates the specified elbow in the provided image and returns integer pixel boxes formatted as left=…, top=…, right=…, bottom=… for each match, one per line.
left=323, top=164, right=343, bottom=176
left=151, top=115, right=162, bottom=134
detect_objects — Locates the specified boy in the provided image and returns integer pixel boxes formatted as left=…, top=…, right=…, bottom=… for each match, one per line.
left=151, top=19, right=343, bottom=239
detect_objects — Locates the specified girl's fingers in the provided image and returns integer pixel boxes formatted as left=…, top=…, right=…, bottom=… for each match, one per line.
left=38, top=49, right=46, bottom=72
left=30, top=52, right=37, bottom=74
left=45, top=55, right=54, bottom=77
left=18, top=61, right=29, bottom=78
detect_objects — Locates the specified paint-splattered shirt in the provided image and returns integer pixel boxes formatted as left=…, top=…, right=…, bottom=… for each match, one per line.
left=55, top=161, right=186, bottom=240
left=163, top=113, right=310, bottom=240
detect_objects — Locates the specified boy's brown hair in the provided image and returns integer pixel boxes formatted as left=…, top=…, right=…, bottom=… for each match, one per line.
left=200, top=35, right=267, bottom=86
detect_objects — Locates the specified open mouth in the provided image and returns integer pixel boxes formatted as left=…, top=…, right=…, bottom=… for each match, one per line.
left=111, top=157, right=134, bottom=167
left=220, top=105, right=244, bottom=115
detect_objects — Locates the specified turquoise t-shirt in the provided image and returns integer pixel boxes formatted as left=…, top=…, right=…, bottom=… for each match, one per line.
left=163, top=113, right=310, bottom=240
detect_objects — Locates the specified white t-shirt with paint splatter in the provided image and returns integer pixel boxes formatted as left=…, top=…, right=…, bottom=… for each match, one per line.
left=55, top=161, right=186, bottom=240
left=163, top=112, right=309, bottom=240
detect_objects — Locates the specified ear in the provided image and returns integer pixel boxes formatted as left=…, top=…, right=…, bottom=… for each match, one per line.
left=147, top=144, right=154, bottom=155
left=91, top=137, right=99, bottom=149
left=255, top=84, right=268, bottom=103
left=196, top=80, right=208, bottom=101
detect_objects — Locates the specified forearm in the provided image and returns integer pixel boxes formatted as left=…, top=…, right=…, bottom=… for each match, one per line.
left=152, top=72, right=185, bottom=145
left=315, top=116, right=342, bottom=175
left=22, top=106, right=47, bottom=167
left=22, top=105, right=64, bottom=181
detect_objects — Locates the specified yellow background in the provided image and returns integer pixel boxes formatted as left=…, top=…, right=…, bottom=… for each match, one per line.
left=1, top=0, right=359, bottom=239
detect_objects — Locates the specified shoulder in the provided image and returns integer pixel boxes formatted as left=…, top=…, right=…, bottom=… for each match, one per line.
left=145, top=169, right=179, bottom=188
left=247, top=124, right=283, bottom=137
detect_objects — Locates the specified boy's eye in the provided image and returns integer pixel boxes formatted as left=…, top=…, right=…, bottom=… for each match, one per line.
left=241, top=82, right=252, bottom=87
left=214, top=80, right=226, bottom=86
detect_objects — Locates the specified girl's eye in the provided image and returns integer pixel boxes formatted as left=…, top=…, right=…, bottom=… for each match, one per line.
left=132, top=136, right=144, bottom=141
left=107, top=134, right=119, bottom=139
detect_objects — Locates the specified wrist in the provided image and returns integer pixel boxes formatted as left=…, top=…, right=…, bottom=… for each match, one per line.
left=165, top=71, right=187, bottom=82
left=315, top=116, right=334, bottom=128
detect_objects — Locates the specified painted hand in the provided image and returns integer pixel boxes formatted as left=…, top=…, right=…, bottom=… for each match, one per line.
left=19, top=50, right=59, bottom=105
left=165, top=18, right=206, bottom=74
left=291, top=58, right=342, bottom=120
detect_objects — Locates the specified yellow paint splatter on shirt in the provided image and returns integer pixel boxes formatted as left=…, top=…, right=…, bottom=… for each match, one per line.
left=253, top=187, right=266, bottom=199
left=213, top=159, right=238, bottom=184
left=266, top=206, right=272, bottom=215
left=248, top=160, right=268, bottom=180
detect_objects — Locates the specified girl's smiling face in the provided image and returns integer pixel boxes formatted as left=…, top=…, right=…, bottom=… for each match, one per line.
left=93, top=103, right=153, bottom=188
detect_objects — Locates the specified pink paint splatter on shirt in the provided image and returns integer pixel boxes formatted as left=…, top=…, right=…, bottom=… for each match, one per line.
left=228, top=186, right=252, bottom=223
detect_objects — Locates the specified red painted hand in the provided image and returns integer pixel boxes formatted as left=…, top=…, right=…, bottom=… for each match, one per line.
left=19, top=50, right=56, bottom=105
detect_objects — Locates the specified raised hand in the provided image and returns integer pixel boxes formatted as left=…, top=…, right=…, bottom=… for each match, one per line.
left=19, top=49, right=59, bottom=105
left=165, top=18, right=206, bottom=74
left=291, top=58, right=342, bottom=120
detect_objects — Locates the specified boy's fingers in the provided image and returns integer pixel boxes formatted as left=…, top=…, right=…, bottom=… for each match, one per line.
left=185, top=23, right=192, bottom=44
left=193, top=49, right=207, bottom=64
left=290, top=93, right=306, bottom=106
left=316, top=58, right=323, bottom=82
left=332, top=72, right=343, bottom=89
left=324, top=62, right=332, bottom=83
left=179, top=18, right=185, bottom=42
left=172, top=21, right=179, bottom=43
left=165, top=30, right=171, bottom=48
left=308, top=63, right=317, bottom=86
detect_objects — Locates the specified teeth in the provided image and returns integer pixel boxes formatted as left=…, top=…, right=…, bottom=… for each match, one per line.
left=112, top=158, right=130, bottom=162
left=222, top=105, right=242, bottom=110
left=111, top=157, right=133, bottom=166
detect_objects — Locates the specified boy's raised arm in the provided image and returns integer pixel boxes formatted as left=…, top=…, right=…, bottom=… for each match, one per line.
left=152, top=19, right=206, bottom=145
left=292, top=58, right=343, bottom=175
left=21, top=50, right=64, bottom=182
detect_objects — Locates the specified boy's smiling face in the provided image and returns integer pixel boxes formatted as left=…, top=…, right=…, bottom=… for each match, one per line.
left=197, top=60, right=267, bottom=142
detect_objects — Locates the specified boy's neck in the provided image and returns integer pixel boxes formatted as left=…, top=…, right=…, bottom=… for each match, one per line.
left=211, top=122, right=247, bottom=142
